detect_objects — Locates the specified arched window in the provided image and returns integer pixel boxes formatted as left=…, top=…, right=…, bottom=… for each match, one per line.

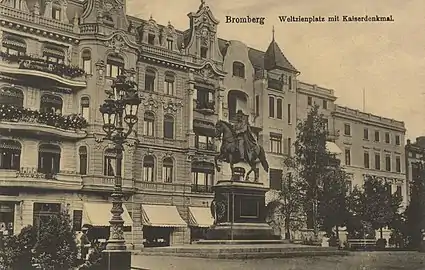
left=80, top=97, right=90, bottom=120
left=103, top=148, right=122, bottom=176
left=162, top=157, right=173, bottom=183
left=81, top=50, right=92, bottom=74
left=143, top=112, right=155, bottom=137
left=232, top=61, right=245, bottom=78
left=191, top=162, right=214, bottom=193
left=164, top=72, right=175, bottom=95
left=40, top=94, right=63, bottom=114
left=0, top=140, right=21, bottom=170
left=106, top=54, right=124, bottom=78
left=1, top=35, right=26, bottom=56
left=38, top=144, right=61, bottom=175
left=79, top=146, right=87, bottom=175
left=163, top=114, right=174, bottom=139
left=143, top=155, right=155, bottom=182
left=0, top=87, right=24, bottom=107
left=145, top=68, right=156, bottom=92
left=43, top=44, right=65, bottom=64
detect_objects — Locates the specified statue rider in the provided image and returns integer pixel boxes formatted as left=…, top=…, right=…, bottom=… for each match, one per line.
left=234, top=110, right=257, bottom=162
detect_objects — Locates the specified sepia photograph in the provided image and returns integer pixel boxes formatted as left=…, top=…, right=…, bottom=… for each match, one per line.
left=0, top=0, right=424, bottom=269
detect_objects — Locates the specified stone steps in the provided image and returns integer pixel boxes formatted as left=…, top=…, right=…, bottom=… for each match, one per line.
left=136, top=245, right=349, bottom=259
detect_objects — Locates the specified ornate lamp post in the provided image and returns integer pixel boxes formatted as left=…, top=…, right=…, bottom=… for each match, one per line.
left=99, top=72, right=141, bottom=270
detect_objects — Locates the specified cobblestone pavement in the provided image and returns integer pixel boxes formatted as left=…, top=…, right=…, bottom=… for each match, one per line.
left=132, top=251, right=425, bottom=270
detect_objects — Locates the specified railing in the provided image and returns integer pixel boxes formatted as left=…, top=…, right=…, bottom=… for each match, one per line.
left=191, top=184, right=213, bottom=193
left=16, top=167, right=57, bottom=179
left=138, top=181, right=189, bottom=193
left=79, top=23, right=99, bottom=34
left=141, top=43, right=183, bottom=60
left=0, top=52, right=85, bottom=79
left=195, top=142, right=216, bottom=152
left=0, top=104, right=88, bottom=131
left=82, top=175, right=135, bottom=189
left=0, top=5, right=73, bottom=32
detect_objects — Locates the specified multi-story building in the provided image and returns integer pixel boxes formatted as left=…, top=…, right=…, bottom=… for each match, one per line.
left=0, top=0, right=409, bottom=247
left=405, top=136, right=425, bottom=203
left=332, top=105, right=407, bottom=206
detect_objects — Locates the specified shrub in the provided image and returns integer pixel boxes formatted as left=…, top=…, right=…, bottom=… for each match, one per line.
left=32, top=210, right=78, bottom=270
left=0, top=225, right=37, bottom=270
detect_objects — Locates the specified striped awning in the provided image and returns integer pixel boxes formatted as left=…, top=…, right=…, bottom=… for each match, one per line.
left=188, top=207, right=214, bottom=228
left=83, top=202, right=133, bottom=227
left=141, top=204, right=187, bottom=227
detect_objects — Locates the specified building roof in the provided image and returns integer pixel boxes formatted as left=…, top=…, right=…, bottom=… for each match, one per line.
left=263, top=39, right=298, bottom=72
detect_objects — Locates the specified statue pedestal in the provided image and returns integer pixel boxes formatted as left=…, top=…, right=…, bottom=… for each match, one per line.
left=207, top=180, right=275, bottom=240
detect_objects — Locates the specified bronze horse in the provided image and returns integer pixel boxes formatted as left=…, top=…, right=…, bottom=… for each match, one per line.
left=214, top=120, right=269, bottom=182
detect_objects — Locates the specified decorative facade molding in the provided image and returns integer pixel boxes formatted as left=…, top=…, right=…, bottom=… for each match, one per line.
left=105, top=34, right=127, bottom=54
left=142, top=94, right=159, bottom=111
left=163, top=99, right=182, bottom=115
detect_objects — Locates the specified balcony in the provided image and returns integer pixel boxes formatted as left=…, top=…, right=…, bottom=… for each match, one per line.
left=0, top=104, right=88, bottom=139
left=194, top=100, right=215, bottom=115
left=195, top=141, right=217, bottom=152
left=0, top=168, right=82, bottom=190
left=191, top=184, right=213, bottom=193
left=82, top=175, right=135, bottom=193
left=0, top=52, right=87, bottom=89
left=137, top=181, right=190, bottom=193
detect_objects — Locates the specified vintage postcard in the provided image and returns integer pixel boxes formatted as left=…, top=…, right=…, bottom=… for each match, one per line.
left=0, top=0, right=423, bottom=269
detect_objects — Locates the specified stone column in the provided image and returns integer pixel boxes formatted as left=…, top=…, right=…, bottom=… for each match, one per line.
left=217, top=78, right=225, bottom=121
left=187, top=70, right=196, bottom=148
left=188, top=70, right=195, bottom=133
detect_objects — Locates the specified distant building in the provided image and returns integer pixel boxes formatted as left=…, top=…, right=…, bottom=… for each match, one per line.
left=332, top=105, right=406, bottom=206
left=405, top=137, right=425, bottom=203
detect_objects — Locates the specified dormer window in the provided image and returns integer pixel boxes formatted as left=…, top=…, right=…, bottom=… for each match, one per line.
left=200, top=46, right=208, bottom=59
left=148, top=34, right=155, bottom=45
left=52, top=5, right=61, bottom=20
left=167, top=39, right=173, bottom=50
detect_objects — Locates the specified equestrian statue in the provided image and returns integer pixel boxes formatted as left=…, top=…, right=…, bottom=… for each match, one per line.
left=214, top=110, right=269, bottom=182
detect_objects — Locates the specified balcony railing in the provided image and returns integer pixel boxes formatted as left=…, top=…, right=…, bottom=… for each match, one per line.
left=0, top=52, right=85, bottom=79
left=0, top=167, right=82, bottom=190
left=82, top=175, right=135, bottom=192
left=194, top=100, right=215, bottom=115
left=0, top=104, right=88, bottom=132
left=138, top=181, right=190, bottom=193
left=0, top=4, right=74, bottom=32
left=0, top=52, right=87, bottom=88
left=195, top=141, right=217, bottom=152
left=191, top=184, right=213, bottom=193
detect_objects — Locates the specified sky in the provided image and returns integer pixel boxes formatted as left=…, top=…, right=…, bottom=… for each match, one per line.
left=127, top=0, right=425, bottom=140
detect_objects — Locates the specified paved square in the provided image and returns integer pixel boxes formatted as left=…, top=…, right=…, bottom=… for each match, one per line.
left=132, top=252, right=425, bottom=270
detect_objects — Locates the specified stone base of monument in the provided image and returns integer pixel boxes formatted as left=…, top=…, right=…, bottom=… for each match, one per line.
left=206, top=179, right=276, bottom=240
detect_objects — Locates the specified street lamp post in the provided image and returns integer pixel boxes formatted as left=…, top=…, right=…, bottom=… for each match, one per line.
left=99, top=71, right=141, bottom=270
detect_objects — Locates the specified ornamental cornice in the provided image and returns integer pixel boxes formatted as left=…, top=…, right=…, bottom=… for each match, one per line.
left=0, top=19, right=79, bottom=45
left=138, top=55, right=188, bottom=71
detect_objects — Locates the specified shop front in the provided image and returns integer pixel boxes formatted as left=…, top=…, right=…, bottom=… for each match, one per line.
left=188, top=206, right=214, bottom=243
left=81, top=202, right=133, bottom=243
left=141, top=204, right=187, bottom=247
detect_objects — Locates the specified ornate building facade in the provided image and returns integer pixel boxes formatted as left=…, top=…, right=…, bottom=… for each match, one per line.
left=0, top=0, right=408, bottom=247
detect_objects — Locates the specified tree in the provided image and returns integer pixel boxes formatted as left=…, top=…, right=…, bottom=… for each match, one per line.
left=0, top=225, right=37, bottom=270
left=404, top=161, right=425, bottom=249
left=318, top=166, right=350, bottom=237
left=294, top=104, right=339, bottom=231
left=33, top=209, right=78, bottom=270
left=363, top=176, right=402, bottom=239
left=266, top=157, right=306, bottom=239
